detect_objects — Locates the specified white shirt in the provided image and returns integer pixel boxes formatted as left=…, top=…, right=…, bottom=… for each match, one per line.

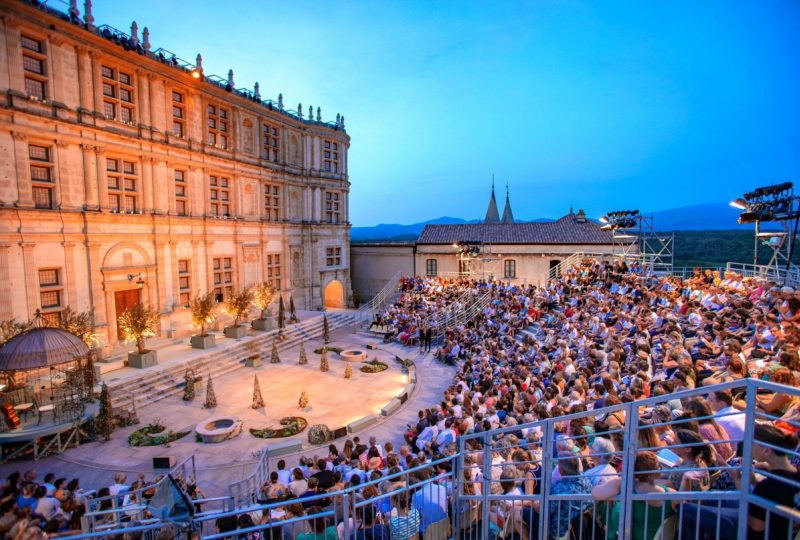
left=583, top=463, right=617, bottom=487
left=715, top=406, right=746, bottom=441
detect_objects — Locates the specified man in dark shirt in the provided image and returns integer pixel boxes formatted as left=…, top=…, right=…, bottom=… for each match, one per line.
left=311, top=458, right=335, bottom=490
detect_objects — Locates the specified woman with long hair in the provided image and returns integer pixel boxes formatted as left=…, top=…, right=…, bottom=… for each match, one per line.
left=683, top=398, right=734, bottom=461
left=669, top=429, right=712, bottom=492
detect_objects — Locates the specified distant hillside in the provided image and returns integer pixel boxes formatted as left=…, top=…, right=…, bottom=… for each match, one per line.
left=351, top=202, right=771, bottom=242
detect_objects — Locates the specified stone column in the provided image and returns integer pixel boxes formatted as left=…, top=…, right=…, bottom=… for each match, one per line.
left=95, top=146, right=108, bottom=209
left=166, top=161, right=176, bottom=215
left=75, top=46, right=93, bottom=112
left=0, top=243, right=13, bottom=320
left=191, top=241, right=204, bottom=294
left=12, top=131, right=33, bottom=208
left=313, top=187, right=322, bottom=223
left=4, top=19, right=24, bottom=94
left=47, top=36, right=66, bottom=104
left=87, top=243, right=108, bottom=327
left=89, top=51, right=103, bottom=113
left=142, top=156, right=154, bottom=213
left=20, top=242, right=38, bottom=317
left=170, top=241, right=180, bottom=308
left=54, top=140, right=69, bottom=209
left=205, top=241, right=215, bottom=300
left=80, top=144, right=99, bottom=209
left=104, top=286, right=116, bottom=344
left=154, top=242, right=167, bottom=311
left=137, top=70, right=151, bottom=127
left=63, top=241, right=78, bottom=309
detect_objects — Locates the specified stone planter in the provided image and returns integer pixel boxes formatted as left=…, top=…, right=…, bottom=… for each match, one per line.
left=224, top=325, right=248, bottom=339
left=251, top=317, right=276, bottom=331
left=128, top=350, right=158, bottom=369
left=245, top=355, right=262, bottom=368
left=191, top=334, right=216, bottom=349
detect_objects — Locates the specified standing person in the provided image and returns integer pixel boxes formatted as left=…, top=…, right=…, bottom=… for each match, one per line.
left=424, top=325, right=433, bottom=353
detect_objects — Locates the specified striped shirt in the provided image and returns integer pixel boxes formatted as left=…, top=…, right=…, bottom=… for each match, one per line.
left=388, top=509, right=421, bottom=540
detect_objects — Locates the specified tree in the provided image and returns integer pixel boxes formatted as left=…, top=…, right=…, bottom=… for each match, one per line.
left=278, top=296, right=286, bottom=329
left=190, top=292, right=217, bottom=337
left=252, top=375, right=264, bottom=409
left=57, top=307, right=97, bottom=348
left=270, top=338, right=281, bottom=363
left=118, top=303, right=160, bottom=354
left=0, top=318, right=32, bottom=346
left=298, top=341, right=308, bottom=365
left=299, top=391, right=309, bottom=409
left=252, top=282, right=276, bottom=319
left=204, top=374, right=217, bottom=408
left=95, top=382, right=116, bottom=441
left=183, top=368, right=196, bottom=401
left=83, top=350, right=97, bottom=396
left=322, top=315, right=330, bottom=344
left=344, top=363, right=352, bottom=379
left=289, top=296, right=299, bottom=323
left=225, top=287, right=253, bottom=326
left=320, top=347, right=329, bottom=372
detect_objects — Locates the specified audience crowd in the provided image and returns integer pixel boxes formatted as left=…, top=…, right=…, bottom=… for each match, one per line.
left=3, top=262, right=800, bottom=539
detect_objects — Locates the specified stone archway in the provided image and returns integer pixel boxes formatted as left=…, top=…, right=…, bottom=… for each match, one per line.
left=323, top=279, right=345, bottom=309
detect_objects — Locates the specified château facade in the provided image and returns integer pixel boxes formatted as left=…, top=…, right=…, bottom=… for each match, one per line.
left=0, top=1, right=351, bottom=353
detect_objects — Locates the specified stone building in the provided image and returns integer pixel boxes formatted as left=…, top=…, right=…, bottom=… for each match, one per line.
left=0, top=1, right=351, bottom=353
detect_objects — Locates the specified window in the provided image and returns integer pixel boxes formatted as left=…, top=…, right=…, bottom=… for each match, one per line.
left=262, top=123, right=279, bottom=162
left=107, top=158, right=138, bottom=213
left=21, top=35, right=47, bottom=100
left=29, top=144, right=55, bottom=209
left=212, top=257, right=233, bottom=301
left=178, top=259, right=191, bottom=306
left=325, top=192, right=340, bottom=224
left=101, top=65, right=135, bottom=123
left=39, top=268, right=63, bottom=325
left=322, top=140, right=340, bottom=173
left=209, top=175, right=230, bottom=217
left=207, top=104, right=229, bottom=148
left=172, top=91, right=186, bottom=138
left=266, top=254, right=281, bottom=290
left=504, top=259, right=517, bottom=279
left=174, top=169, right=188, bottom=216
left=264, top=184, right=280, bottom=221
left=326, top=247, right=342, bottom=267
left=426, top=259, right=438, bottom=277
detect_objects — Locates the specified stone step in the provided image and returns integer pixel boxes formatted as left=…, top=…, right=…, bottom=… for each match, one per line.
left=108, top=313, right=354, bottom=409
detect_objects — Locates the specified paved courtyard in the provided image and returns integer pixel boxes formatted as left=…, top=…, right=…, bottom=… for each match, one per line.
left=0, top=325, right=455, bottom=499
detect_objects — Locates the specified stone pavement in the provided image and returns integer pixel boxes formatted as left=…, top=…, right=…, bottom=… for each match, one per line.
left=0, top=325, right=455, bottom=499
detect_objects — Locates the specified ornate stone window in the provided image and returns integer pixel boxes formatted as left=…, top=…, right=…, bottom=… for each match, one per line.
left=21, top=35, right=47, bottom=100
left=101, top=65, right=135, bottom=123
left=323, top=140, right=339, bottom=173
left=29, top=144, right=55, bottom=210
left=106, top=158, right=138, bottom=213
left=174, top=169, right=188, bottom=216
left=171, top=90, right=186, bottom=138
left=38, top=268, right=63, bottom=324
left=326, top=247, right=342, bottom=267
left=207, top=104, right=230, bottom=148
left=325, top=191, right=340, bottom=224
left=262, top=123, right=279, bottom=162
left=178, top=259, right=191, bottom=306
left=212, top=257, right=233, bottom=301
left=266, top=253, right=281, bottom=290
left=209, top=175, right=231, bottom=217
left=264, top=184, right=280, bottom=222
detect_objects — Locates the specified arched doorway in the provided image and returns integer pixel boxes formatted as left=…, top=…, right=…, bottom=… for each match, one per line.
left=324, top=280, right=345, bottom=309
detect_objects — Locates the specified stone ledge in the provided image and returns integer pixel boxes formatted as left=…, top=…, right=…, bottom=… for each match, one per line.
left=347, top=415, right=378, bottom=433
left=266, top=439, right=304, bottom=457
left=380, top=398, right=402, bottom=416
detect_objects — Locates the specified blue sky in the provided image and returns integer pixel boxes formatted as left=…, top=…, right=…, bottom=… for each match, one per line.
left=94, top=1, right=800, bottom=226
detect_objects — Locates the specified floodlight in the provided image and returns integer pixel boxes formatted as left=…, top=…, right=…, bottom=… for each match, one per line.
left=729, top=198, right=747, bottom=210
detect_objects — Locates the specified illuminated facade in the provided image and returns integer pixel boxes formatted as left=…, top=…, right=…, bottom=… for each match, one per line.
left=0, top=1, right=351, bottom=353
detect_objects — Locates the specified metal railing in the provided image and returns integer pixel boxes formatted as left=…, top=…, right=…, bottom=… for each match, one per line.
left=355, top=270, right=402, bottom=324
left=548, top=252, right=614, bottom=281
left=56, top=378, right=800, bottom=540
left=434, top=289, right=492, bottom=338
left=726, top=261, right=800, bottom=287
left=228, top=446, right=270, bottom=509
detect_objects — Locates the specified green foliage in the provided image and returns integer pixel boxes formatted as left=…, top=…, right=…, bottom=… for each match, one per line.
left=96, top=383, right=116, bottom=441
left=360, top=359, right=388, bottom=373
left=225, top=287, right=254, bottom=326
left=278, top=296, right=286, bottom=329
left=344, top=363, right=352, bottom=379
left=252, top=282, right=276, bottom=314
left=298, top=341, right=308, bottom=365
left=289, top=296, right=298, bottom=323
left=270, top=338, right=281, bottom=363
left=128, top=420, right=189, bottom=447
left=183, top=368, right=196, bottom=401
left=320, top=348, right=330, bottom=372
left=0, top=318, right=32, bottom=346
left=314, top=346, right=343, bottom=354
left=322, top=315, right=330, bottom=343
left=252, top=375, right=264, bottom=409
left=57, top=307, right=98, bottom=348
left=250, top=416, right=308, bottom=439
left=83, top=352, right=96, bottom=396
left=671, top=229, right=800, bottom=269
left=118, top=303, right=160, bottom=354
left=204, top=375, right=217, bottom=408
left=190, top=292, right=217, bottom=337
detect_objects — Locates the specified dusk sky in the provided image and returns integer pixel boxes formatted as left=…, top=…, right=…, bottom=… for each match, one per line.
left=95, top=1, right=800, bottom=226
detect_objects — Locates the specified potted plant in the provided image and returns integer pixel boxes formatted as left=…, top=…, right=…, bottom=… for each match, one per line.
left=118, top=303, right=160, bottom=368
left=251, top=282, right=276, bottom=331
left=190, top=292, right=217, bottom=349
left=224, top=287, right=253, bottom=339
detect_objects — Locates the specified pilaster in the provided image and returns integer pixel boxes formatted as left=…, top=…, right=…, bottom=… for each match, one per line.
left=94, top=146, right=107, bottom=209
left=12, top=131, right=33, bottom=208
left=20, top=242, right=38, bottom=318
left=81, top=143, right=99, bottom=209
left=0, top=243, right=13, bottom=320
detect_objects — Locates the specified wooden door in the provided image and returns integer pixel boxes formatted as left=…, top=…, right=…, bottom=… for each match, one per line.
left=115, top=289, right=141, bottom=340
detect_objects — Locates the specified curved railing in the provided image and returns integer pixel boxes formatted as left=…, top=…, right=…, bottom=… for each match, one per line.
left=355, top=270, right=402, bottom=324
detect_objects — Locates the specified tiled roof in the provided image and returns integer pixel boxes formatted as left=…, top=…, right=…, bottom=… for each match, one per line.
left=416, top=213, right=615, bottom=245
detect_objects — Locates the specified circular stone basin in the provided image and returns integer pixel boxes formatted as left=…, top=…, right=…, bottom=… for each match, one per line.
left=339, top=349, right=367, bottom=362
left=196, top=416, right=242, bottom=443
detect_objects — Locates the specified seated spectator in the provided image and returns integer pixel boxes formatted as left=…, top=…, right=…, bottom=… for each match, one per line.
left=387, top=491, right=420, bottom=540
left=297, top=506, right=338, bottom=540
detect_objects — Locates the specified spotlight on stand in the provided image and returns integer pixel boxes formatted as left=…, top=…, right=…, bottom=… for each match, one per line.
left=729, top=198, right=747, bottom=210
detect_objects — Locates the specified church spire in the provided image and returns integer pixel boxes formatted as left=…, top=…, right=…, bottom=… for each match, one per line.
left=501, top=181, right=514, bottom=223
left=484, top=175, right=500, bottom=223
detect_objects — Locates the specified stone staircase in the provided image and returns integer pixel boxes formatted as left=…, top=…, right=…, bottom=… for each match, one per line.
left=105, top=312, right=355, bottom=410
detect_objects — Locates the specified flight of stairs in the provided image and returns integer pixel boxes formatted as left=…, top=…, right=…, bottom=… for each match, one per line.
left=105, top=312, right=355, bottom=410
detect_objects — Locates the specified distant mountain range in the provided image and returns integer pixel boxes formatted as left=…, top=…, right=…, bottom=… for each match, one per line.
left=350, top=202, right=764, bottom=241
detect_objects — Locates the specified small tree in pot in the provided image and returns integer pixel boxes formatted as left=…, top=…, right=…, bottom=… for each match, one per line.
left=118, top=303, right=160, bottom=368
left=278, top=296, right=286, bottom=329
left=190, top=292, right=217, bottom=349
left=289, top=296, right=299, bottom=323
left=224, top=287, right=253, bottom=339
left=251, top=282, right=276, bottom=331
